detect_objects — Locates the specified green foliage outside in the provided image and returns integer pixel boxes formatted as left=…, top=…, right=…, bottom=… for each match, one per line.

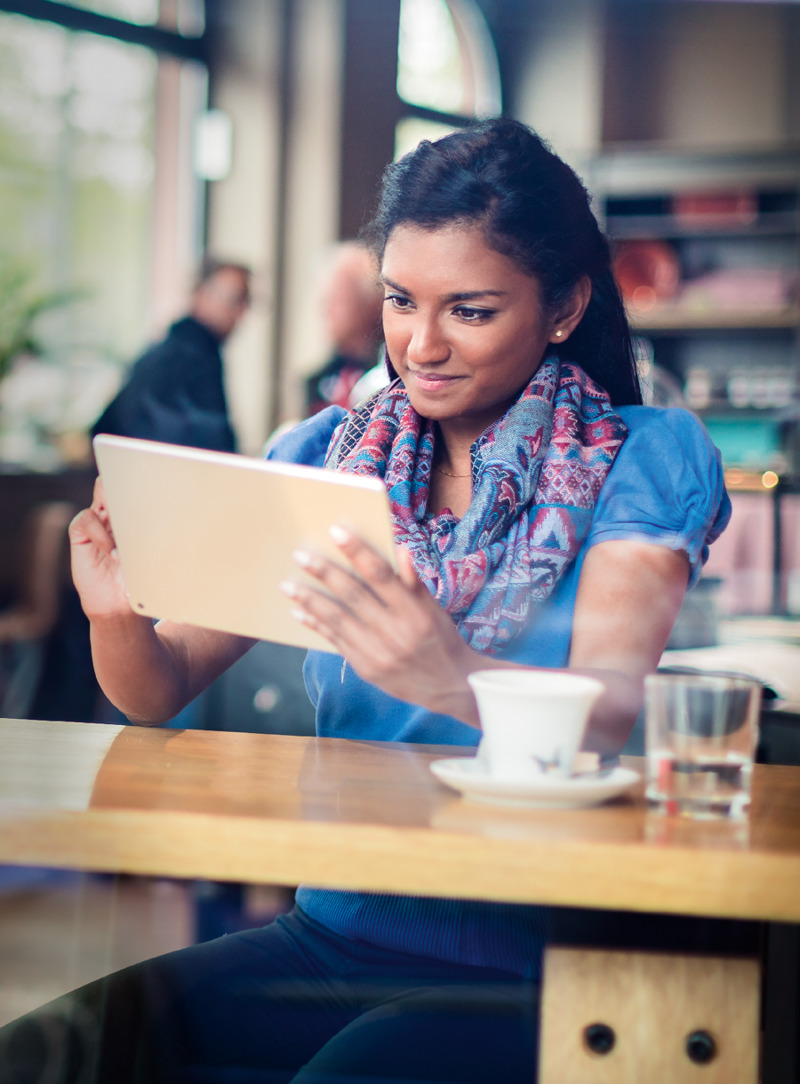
left=0, top=256, right=85, bottom=381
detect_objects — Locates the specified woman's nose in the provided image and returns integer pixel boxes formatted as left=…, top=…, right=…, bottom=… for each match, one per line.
left=407, top=315, right=449, bottom=364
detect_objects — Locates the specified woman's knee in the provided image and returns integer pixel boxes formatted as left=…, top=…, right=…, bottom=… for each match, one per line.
left=293, top=982, right=538, bottom=1084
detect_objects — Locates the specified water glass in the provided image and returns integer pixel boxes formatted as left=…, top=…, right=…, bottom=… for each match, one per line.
left=645, top=671, right=761, bottom=819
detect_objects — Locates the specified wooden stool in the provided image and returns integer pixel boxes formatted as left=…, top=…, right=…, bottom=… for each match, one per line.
left=539, top=945, right=760, bottom=1083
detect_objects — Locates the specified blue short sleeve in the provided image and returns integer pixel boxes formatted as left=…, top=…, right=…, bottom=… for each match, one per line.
left=587, top=406, right=731, bottom=585
left=264, top=406, right=346, bottom=468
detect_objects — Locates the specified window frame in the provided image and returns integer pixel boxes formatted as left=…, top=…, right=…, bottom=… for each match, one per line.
left=396, top=0, right=502, bottom=131
left=0, top=0, right=206, bottom=61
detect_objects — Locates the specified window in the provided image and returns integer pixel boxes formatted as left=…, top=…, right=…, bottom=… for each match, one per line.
left=0, top=2, right=206, bottom=468
left=64, top=0, right=204, bottom=34
left=67, top=0, right=160, bottom=23
left=0, top=16, right=157, bottom=354
left=395, top=0, right=501, bottom=158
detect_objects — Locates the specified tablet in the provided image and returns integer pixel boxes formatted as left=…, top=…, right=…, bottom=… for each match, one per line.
left=92, top=433, right=397, bottom=652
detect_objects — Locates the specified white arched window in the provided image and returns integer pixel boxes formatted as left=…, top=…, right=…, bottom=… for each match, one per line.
left=395, top=0, right=502, bottom=159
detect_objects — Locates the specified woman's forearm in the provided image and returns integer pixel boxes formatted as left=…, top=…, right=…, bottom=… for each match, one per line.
left=89, top=614, right=255, bottom=725
left=88, top=612, right=193, bottom=725
left=574, top=668, right=642, bottom=757
left=447, top=652, right=640, bottom=758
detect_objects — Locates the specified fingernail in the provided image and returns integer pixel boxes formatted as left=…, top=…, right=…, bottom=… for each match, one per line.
left=292, top=548, right=315, bottom=569
left=329, top=524, right=351, bottom=545
left=280, top=580, right=298, bottom=598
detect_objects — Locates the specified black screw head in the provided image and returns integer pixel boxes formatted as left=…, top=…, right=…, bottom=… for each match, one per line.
left=584, top=1022, right=616, bottom=1055
left=686, top=1030, right=717, bottom=1064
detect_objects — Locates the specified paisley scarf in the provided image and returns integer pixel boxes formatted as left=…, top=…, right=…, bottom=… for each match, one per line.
left=324, top=356, right=628, bottom=653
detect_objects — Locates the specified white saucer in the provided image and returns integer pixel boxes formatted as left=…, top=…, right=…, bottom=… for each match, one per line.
left=429, top=757, right=641, bottom=809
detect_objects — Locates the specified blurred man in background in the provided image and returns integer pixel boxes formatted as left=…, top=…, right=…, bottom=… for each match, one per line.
left=92, top=259, right=251, bottom=451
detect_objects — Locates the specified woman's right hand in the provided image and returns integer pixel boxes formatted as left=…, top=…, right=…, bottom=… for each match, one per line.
left=68, top=477, right=136, bottom=622
left=68, top=476, right=254, bottom=725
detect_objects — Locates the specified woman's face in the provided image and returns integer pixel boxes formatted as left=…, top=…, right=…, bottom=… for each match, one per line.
left=380, top=223, right=558, bottom=438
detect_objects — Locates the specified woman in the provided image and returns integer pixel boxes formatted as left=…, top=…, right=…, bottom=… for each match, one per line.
left=1, top=119, right=729, bottom=1083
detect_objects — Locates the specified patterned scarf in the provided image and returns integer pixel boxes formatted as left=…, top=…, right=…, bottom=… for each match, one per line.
left=324, top=357, right=628, bottom=653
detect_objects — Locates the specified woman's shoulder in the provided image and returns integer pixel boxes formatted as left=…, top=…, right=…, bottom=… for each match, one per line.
left=264, top=406, right=348, bottom=468
left=605, top=403, right=727, bottom=502
left=611, top=404, right=727, bottom=482
left=590, top=404, right=731, bottom=580
left=616, top=404, right=713, bottom=449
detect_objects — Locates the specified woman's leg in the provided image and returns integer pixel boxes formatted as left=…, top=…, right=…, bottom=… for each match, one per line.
left=0, top=908, right=363, bottom=1084
left=294, top=981, right=538, bottom=1084
left=292, top=949, right=539, bottom=1084
left=0, top=906, right=539, bottom=1084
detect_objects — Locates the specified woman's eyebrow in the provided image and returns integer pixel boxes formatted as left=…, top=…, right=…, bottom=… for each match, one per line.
left=380, top=275, right=409, bottom=293
left=380, top=276, right=508, bottom=303
left=443, top=289, right=508, bottom=303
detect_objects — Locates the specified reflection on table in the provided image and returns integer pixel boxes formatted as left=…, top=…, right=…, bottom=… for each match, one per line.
left=2, top=718, right=800, bottom=923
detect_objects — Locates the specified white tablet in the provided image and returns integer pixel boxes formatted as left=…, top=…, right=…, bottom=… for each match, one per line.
left=93, top=433, right=397, bottom=653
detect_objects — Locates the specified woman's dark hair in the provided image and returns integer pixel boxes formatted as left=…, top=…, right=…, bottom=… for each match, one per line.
left=363, top=118, right=641, bottom=406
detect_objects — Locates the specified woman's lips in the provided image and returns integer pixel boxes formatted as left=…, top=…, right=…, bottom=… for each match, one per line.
left=408, top=370, right=462, bottom=391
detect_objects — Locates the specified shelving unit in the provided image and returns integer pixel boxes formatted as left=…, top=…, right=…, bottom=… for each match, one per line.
left=588, top=146, right=800, bottom=469
left=630, top=307, right=800, bottom=334
left=588, top=147, right=800, bottom=615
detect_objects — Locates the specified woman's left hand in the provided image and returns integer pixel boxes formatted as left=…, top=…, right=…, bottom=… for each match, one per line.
left=281, top=525, right=480, bottom=723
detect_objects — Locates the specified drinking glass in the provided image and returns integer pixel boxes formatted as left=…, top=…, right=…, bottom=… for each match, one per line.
left=644, top=671, right=761, bottom=819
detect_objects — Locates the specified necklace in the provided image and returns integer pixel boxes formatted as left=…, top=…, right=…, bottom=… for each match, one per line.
left=434, top=463, right=471, bottom=479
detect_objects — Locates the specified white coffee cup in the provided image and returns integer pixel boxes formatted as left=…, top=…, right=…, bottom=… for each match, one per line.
left=467, top=669, right=605, bottom=782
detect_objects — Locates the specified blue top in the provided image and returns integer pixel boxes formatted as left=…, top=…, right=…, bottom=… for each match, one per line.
left=266, top=404, right=731, bottom=975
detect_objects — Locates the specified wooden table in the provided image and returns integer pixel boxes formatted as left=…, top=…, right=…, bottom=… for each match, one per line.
left=2, top=717, right=800, bottom=1082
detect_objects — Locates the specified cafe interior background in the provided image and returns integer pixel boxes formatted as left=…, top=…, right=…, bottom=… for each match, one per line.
left=1, top=0, right=799, bottom=1024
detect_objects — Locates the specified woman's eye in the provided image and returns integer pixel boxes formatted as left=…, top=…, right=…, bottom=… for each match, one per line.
left=385, top=294, right=413, bottom=311
left=455, top=306, right=493, bottom=322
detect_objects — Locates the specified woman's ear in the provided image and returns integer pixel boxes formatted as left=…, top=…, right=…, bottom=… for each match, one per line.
left=549, top=276, right=592, bottom=344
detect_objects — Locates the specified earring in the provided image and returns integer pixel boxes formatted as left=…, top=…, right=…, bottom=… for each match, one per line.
left=555, top=329, right=563, bottom=339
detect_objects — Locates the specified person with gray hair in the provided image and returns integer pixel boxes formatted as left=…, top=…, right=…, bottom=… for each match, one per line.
left=305, top=241, right=385, bottom=415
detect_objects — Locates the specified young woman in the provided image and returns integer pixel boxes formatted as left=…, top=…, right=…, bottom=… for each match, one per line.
left=1, top=119, right=730, bottom=1083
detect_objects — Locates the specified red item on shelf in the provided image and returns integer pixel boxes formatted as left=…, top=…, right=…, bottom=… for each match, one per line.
left=672, top=190, right=758, bottom=225
left=613, top=240, right=681, bottom=311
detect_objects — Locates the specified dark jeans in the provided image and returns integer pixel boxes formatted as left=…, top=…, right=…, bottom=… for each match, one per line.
left=0, top=906, right=539, bottom=1084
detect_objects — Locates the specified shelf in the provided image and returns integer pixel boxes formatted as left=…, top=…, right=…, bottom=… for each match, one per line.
left=589, top=146, right=800, bottom=198
left=723, top=467, right=783, bottom=493
left=606, top=212, right=799, bottom=241
left=629, top=305, right=800, bottom=333
left=722, top=470, right=800, bottom=496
